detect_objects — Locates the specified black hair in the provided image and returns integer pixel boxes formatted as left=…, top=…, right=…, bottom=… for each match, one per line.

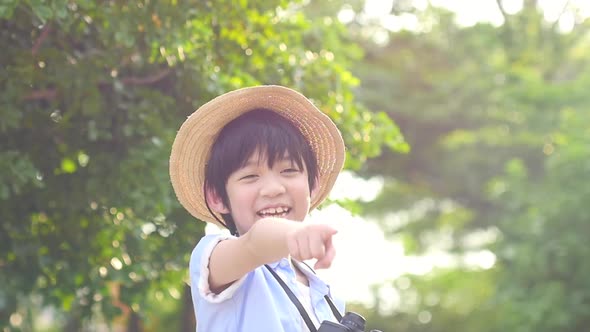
left=204, top=109, right=318, bottom=236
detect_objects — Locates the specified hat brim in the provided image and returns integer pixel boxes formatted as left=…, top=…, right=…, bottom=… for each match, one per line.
left=169, top=85, right=345, bottom=226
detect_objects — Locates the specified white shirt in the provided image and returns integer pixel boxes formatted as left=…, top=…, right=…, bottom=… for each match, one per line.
left=190, top=233, right=345, bottom=332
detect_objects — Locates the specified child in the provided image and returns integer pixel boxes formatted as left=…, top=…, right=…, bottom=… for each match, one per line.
left=169, top=85, right=346, bottom=331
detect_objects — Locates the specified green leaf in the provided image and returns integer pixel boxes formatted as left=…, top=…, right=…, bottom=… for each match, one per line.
left=61, top=158, right=77, bottom=173
left=32, top=5, right=53, bottom=22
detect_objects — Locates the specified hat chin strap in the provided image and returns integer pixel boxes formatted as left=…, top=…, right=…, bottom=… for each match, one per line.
left=218, top=213, right=239, bottom=237
left=203, top=186, right=239, bottom=236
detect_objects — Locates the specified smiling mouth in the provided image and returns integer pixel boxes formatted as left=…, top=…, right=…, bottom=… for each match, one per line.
left=257, top=206, right=291, bottom=218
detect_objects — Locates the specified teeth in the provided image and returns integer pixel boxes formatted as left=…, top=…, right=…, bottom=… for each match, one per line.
left=258, top=207, right=290, bottom=216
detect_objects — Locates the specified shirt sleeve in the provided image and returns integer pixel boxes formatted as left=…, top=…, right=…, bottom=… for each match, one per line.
left=189, top=233, right=248, bottom=303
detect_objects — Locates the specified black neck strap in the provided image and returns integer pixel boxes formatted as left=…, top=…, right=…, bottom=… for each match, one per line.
left=296, top=261, right=343, bottom=322
left=264, top=262, right=343, bottom=332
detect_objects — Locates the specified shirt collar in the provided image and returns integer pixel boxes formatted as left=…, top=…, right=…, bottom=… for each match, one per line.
left=267, top=257, right=291, bottom=269
left=267, top=258, right=330, bottom=294
left=291, top=260, right=330, bottom=296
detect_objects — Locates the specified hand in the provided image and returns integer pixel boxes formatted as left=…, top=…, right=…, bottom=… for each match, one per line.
left=286, top=223, right=338, bottom=269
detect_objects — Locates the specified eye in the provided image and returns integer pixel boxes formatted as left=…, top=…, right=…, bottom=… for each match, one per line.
left=239, top=174, right=258, bottom=181
left=282, top=167, right=300, bottom=174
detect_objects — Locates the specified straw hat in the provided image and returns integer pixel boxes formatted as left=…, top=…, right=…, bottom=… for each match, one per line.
left=169, top=85, right=345, bottom=225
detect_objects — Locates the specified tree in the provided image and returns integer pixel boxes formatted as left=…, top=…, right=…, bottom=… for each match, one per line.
left=343, top=1, right=590, bottom=331
left=0, top=1, right=405, bottom=330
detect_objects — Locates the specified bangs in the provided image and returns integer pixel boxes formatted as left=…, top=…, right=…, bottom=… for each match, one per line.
left=236, top=123, right=307, bottom=172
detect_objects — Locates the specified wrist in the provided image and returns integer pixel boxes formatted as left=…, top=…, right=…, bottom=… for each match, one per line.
left=243, top=218, right=302, bottom=263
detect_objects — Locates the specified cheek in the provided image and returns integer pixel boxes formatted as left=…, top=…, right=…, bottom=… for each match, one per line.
left=292, top=178, right=312, bottom=198
left=227, top=184, right=256, bottom=207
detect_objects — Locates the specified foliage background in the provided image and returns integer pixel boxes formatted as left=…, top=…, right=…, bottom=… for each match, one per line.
left=2, top=0, right=590, bottom=331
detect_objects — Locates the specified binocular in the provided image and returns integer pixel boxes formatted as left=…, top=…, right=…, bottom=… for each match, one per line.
left=318, top=311, right=382, bottom=332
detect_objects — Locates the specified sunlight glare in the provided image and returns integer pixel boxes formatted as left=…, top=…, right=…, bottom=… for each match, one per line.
left=540, top=0, right=570, bottom=22
left=501, top=0, right=523, bottom=15
left=329, top=171, right=383, bottom=202
left=363, top=0, right=393, bottom=18
left=381, top=13, right=420, bottom=32
left=360, top=0, right=590, bottom=30
left=338, top=5, right=355, bottom=24
left=430, top=0, right=504, bottom=26
left=310, top=204, right=406, bottom=304
left=463, top=250, right=496, bottom=269
left=377, top=283, right=401, bottom=314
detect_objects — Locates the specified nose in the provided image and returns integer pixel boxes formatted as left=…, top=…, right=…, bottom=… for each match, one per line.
left=259, top=174, right=286, bottom=198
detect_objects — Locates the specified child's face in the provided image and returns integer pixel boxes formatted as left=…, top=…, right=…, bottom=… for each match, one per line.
left=214, top=150, right=317, bottom=234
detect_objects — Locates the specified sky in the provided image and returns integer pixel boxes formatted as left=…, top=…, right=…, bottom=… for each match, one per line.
left=349, top=0, right=590, bottom=34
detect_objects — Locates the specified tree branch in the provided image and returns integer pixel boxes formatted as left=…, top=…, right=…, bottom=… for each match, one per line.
left=32, top=23, right=52, bottom=56
left=23, top=69, right=172, bottom=101
left=120, top=68, right=171, bottom=85
left=550, top=0, right=571, bottom=31
left=23, top=88, right=58, bottom=101
left=495, top=0, right=508, bottom=22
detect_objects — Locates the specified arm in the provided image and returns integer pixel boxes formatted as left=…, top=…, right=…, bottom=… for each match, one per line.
left=207, top=218, right=337, bottom=292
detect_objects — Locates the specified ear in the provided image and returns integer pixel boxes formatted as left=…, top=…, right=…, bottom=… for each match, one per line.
left=205, top=187, right=230, bottom=214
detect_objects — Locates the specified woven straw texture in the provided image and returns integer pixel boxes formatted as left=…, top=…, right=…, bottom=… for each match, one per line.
left=169, top=85, right=345, bottom=225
